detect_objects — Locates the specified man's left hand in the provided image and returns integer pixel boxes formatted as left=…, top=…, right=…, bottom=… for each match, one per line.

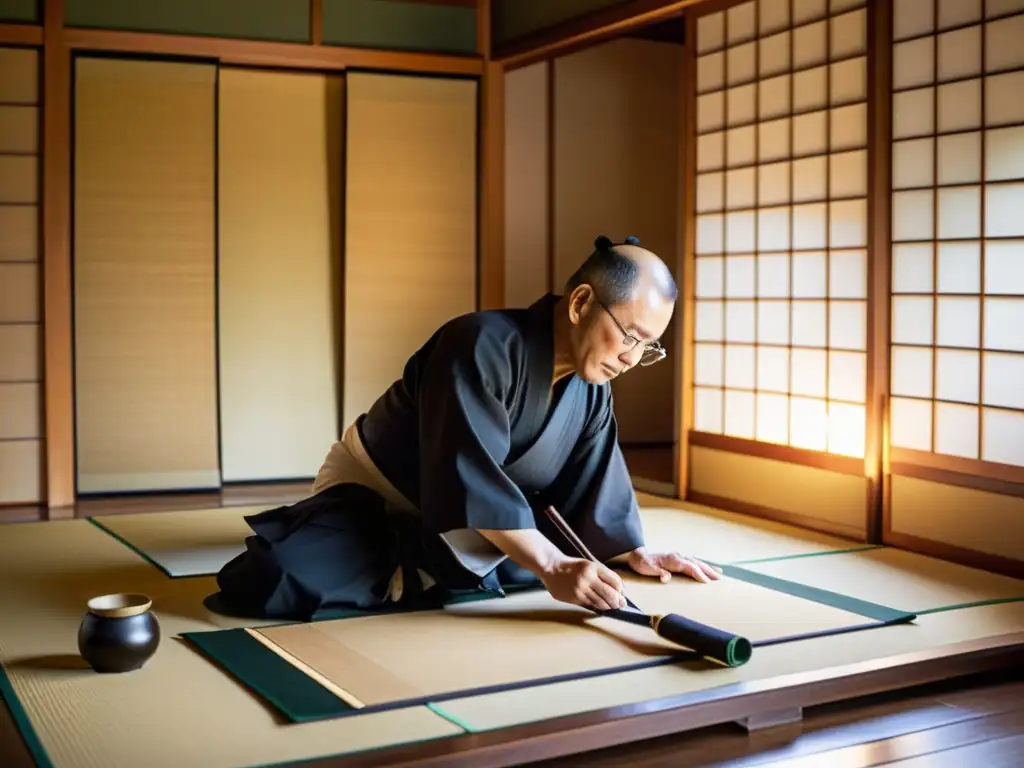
left=625, top=548, right=722, bottom=584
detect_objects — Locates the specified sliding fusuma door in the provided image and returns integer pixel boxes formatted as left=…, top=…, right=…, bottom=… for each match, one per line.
left=217, top=68, right=343, bottom=482
left=342, top=72, right=478, bottom=429
left=73, top=57, right=219, bottom=493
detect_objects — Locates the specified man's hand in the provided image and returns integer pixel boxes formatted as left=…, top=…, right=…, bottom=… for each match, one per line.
left=623, top=547, right=722, bottom=584
left=539, top=557, right=627, bottom=611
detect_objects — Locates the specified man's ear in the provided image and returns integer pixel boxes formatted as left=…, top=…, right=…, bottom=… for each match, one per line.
left=567, top=285, right=593, bottom=325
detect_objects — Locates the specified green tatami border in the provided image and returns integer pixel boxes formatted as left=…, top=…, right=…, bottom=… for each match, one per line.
left=85, top=516, right=176, bottom=578
left=726, top=545, right=886, bottom=565
left=0, top=662, right=54, bottom=768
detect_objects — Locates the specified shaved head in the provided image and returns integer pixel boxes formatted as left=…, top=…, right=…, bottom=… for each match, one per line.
left=564, top=235, right=677, bottom=308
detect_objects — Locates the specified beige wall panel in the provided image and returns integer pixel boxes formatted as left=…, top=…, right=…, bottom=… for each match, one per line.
left=0, top=262, right=38, bottom=322
left=503, top=61, right=550, bottom=309
left=0, top=382, right=41, bottom=439
left=218, top=68, right=342, bottom=482
left=0, top=205, right=37, bottom=262
left=0, top=105, right=38, bottom=153
left=690, top=445, right=867, bottom=536
left=0, top=47, right=38, bottom=104
left=891, top=475, right=1024, bottom=562
left=0, top=323, right=39, bottom=381
left=74, top=57, right=219, bottom=493
left=553, top=39, right=682, bottom=445
left=343, top=73, right=477, bottom=428
left=0, top=155, right=38, bottom=203
left=0, top=439, right=42, bottom=503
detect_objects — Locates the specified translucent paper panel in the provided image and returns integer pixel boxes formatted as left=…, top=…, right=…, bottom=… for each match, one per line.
left=724, top=390, right=756, bottom=439
left=934, top=402, right=979, bottom=458
left=760, top=75, right=791, bottom=120
left=791, top=348, right=827, bottom=396
left=698, top=52, right=724, bottom=93
left=727, top=1, right=756, bottom=45
left=695, top=300, right=724, bottom=341
left=830, top=150, right=867, bottom=198
left=894, top=0, right=935, bottom=41
left=985, top=183, right=1024, bottom=237
left=790, top=396, right=828, bottom=450
left=893, top=138, right=934, bottom=189
left=725, top=300, right=756, bottom=342
left=696, top=256, right=724, bottom=297
left=937, top=242, right=981, bottom=293
left=791, top=302, right=827, bottom=347
left=830, top=250, right=867, bottom=298
left=831, top=103, right=867, bottom=150
left=936, top=348, right=980, bottom=403
left=793, top=0, right=828, bottom=25
left=756, top=392, right=790, bottom=444
left=793, top=67, right=828, bottom=114
left=892, top=243, right=934, bottom=292
left=696, top=214, right=724, bottom=254
left=792, top=203, right=828, bottom=249
left=759, top=118, right=791, bottom=161
left=830, top=301, right=867, bottom=350
left=892, top=345, right=933, bottom=398
left=758, top=345, right=789, bottom=390
left=985, top=71, right=1024, bottom=126
left=986, top=14, right=1024, bottom=72
left=829, top=350, right=866, bottom=402
left=697, top=12, right=724, bottom=54
left=727, top=126, right=757, bottom=167
left=759, top=162, right=790, bottom=206
left=894, top=37, right=935, bottom=91
left=727, top=84, right=757, bottom=126
left=831, top=10, right=867, bottom=59
left=985, top=126, right=1024, bottom=182
left=984, top=240, right=1024, bottom=294
left=761, top=0, right=790, bottom=35
left=725, top=344, right=755, bottom=388
left=939, top=0, right=982, bottom=29
left=937, top=79, right=982, bottom=133
left=694, top=387, right=723, bottom=432
left=725, top=167, right=756, bottom=209
left=982, top=408, right=1024, bottom=467
left=831, top=199, right=868, bottom=248
left=828, top=401, right=865, bottom=456
left=697, top=172, right=724, bottom=213
left=697, top=131, right=725, bottom=172
left=725, top=210, right=756, bottom=252
left=893, top=87, right=935, bottom=139
left=758, top=300, right=790, bottom=343
left=936, top=296, right=980, bottom=348
left=984, top=297, right=1024, bottom=350
left=698, top=91, right=725, bottom=132
left=759, top=255, right=790, bottom=297
left=694, top=343, right=724, bottom=386
left=892, top=296, right=934, bottom=344
left=937, top=186, right=981, bottom=239
left=892, top=190, right=934, bottom=241
left=793, top=110, right=828, bottom=156
left=937, top=26, right=982, bottom=82
left=792, top=156, right=827, bottom=202
left=890, top=396, right=933, bottom=451
left=728, top=43, right=757, bottom=85
left=760, top=32, right=790, bottom=77
left=725, top=255, right=756, bottom=297
left=758, top=206, right=791, bottom=250
left=938, top=132, right=981, bottom=185
left=983, top=352, right=1024, bottom=409
left=793, top=21, right=827, bottom=69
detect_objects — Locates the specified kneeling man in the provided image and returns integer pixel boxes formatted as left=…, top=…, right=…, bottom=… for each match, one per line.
left=213, top=236, right=719, bottom=621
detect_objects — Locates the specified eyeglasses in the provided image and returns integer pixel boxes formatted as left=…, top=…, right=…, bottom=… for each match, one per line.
left=596, top=299, right=666, bottom=367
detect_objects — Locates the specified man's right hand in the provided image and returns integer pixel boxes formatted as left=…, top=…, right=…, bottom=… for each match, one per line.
left=540, top=557, right=627, bottom=611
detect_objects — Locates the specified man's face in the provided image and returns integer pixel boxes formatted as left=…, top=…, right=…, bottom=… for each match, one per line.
left=571, top=284, right=675, bottom=385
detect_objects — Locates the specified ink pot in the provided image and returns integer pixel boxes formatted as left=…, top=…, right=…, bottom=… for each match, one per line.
left=78, top=593, right=160, bottom=673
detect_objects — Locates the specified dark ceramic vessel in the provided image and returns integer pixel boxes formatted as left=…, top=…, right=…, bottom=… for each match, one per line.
left=78, top=593, right=160, bottom=674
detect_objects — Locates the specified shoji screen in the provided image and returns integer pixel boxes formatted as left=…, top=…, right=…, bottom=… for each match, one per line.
left=74, top=57, right=219, bottom=494
left=887, top=0, right=1024, bottom=564
left=343, top=73, right=477, bottom=429
left=688, top=0, right=871, bottom=537
left=504, top=61, right=550, bottom=309
left=0, top=46, right=42, bottom=504
left=217, top=68, right=342, bottom=483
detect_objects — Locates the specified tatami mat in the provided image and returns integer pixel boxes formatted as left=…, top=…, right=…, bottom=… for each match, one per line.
left=87, top=491, right=868, bottom=580
left=0, top=520, right=461, bottom=768
left=88, top=505, right=272, bottom=577
left=436, top=601, right=1024, bottom=732
left=740, top=547, right=1024, bottom=614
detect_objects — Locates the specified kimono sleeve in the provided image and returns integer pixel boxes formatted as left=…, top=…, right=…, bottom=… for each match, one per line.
left=415, top=321, right=537, bottom=535
left=541, top=386, right=645, bottom=562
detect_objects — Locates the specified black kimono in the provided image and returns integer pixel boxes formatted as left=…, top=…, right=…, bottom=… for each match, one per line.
left=212, top=294, right=645, bottom=621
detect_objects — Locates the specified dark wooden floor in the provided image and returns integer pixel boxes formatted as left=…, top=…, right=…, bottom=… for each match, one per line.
left=533, top=667, right=1024, bottom=767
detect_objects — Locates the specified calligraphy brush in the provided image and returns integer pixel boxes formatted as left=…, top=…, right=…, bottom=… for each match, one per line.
left=542, top=505, right=752, bottom=668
